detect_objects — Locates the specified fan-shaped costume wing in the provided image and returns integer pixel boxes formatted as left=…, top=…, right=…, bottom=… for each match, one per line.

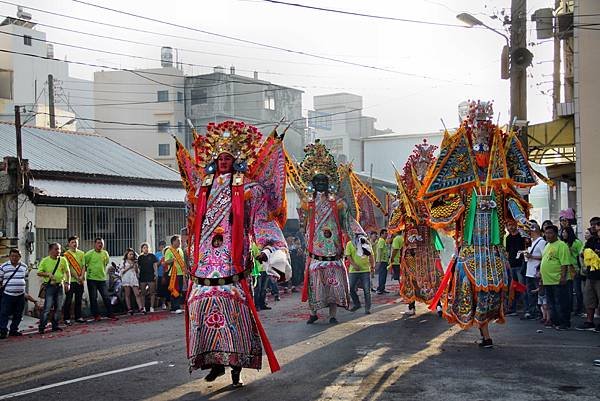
left=248, top=129, right=288, bottom=229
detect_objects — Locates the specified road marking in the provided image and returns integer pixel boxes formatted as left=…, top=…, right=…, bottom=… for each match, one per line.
left=0, top=361, right=160, bottom=400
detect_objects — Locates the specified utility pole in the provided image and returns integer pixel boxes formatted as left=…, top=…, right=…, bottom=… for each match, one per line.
left=552, top=0, right=561, bottom=119
left=48, top=74, right=55, bottom=128
left=510, top=0, right=528, bottom=148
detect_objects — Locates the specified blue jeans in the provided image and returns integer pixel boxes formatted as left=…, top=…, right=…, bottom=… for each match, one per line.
left=349, top=272, right=372, bottom=312
left=524, top=276, right=539, bottom=316
left=574, top=275, right=585, bottom=313
left=254, top=272, right=269, bottom=309
left=0, top=293, right=25, bottom=333
left=268, top=276, right=279, bottom=296
left=376, top=262, right=388, bottom=292
left=39, top=284, right=64, bottom=331
left=87, top=279, right=112, bottom=317
left=545, top=284, right=570, bottom=327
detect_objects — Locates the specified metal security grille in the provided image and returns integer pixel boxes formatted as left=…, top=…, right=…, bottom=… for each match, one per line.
left=36, top=205, right=143, bottom=259
left=155, top=207, right=186, bottom=249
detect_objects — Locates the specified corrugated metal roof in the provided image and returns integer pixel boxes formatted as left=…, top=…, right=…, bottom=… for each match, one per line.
left=32, top=179, right=185, bottom=203
left=0, top=122, right=180, bottom=181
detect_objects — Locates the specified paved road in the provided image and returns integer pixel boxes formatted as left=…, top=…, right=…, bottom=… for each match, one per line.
left=1, top=288, right=599, bottom=401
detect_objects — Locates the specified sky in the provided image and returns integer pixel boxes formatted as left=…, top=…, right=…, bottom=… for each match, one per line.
left=0, top=0, right=556, bottom=133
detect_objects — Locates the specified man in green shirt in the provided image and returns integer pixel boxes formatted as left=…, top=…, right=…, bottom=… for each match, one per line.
left=63, top=235, right=86, bottom=325
left=164, top=235, right=186, bottom=314
left=541, top=225, right=572, bottom=330
left=85, top=237, right=117, bottom=321
left=389, top=232, right=404, bottom=282
left=375, top=229, right=391, bottom=294
left=346, top=235, right=375, bottom=314
left=37, top=242, right=70, bottom=334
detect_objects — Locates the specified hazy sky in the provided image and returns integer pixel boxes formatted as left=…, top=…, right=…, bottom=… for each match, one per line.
left=1, top=0, right=555, bottom=133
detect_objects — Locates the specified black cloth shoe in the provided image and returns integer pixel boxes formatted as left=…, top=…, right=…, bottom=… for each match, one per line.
left=0, top=331, right=7, bottom=339
left=350, top=305, right=361, bottom=312
left=8, top=331, right=22, bottom=337
left=306, top=315, right=318, bottom=324
left=231, top=366, right=243, bottom=388
left=51, top=327, right=63, bottom=332
left=204, top=365, right=225, bottom=382
left=478, top=338, right=493, bottom=348
left=329, top=317, right=339, bottom=324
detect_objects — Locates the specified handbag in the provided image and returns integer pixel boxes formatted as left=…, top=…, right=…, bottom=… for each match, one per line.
left=38, top=257, right=61, bottom=298
left=0, top=264, right=21, bottom=302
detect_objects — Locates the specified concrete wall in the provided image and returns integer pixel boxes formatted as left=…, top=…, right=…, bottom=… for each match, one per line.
left=574, top=1, right=600, bottom=230
left=94, top=68, right=185, bottom=169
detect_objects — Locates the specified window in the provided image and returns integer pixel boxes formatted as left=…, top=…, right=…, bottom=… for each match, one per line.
left=0, top=69, right=14, bottom=100
left=177, top=121, right=183, bottom=134
left=158, top=144, right=170, bottom=156
left=157, top=122, right=170, bottom=133
left=177, top=91, right=183, bottom=103
left=23, top=35, right=32, bottom=46
left=190, top=88, right=207, bottom=105
left=264, top=91, right=275, bottom=110
left=157, top=90, right=169, bottom=102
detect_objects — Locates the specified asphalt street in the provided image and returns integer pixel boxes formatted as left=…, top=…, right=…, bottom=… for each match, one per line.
left=1, top=287, right=599, bottom=401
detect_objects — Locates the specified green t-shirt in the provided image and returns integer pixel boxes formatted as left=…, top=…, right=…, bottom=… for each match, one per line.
left=85, top=249, right=109, bottom=281
left=251, top=243, right=264, bottom=275
left=165, top=247, right=185, bottom=276
left=64, top=249, right=85, bottom=283
left=375, top=237, right=390, bottom=263
left=541, top=240, right=571, bottom=285
left=38, top=256, right=69, bottom=284
left=390, top=235, right=404, bottom=265
left=345, top=241, right=371, bottom=273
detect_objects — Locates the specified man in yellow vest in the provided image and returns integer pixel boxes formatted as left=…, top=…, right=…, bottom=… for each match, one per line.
left=63, top=235, right=86, bottom=324
left=164, top=235, right=186, bottom=314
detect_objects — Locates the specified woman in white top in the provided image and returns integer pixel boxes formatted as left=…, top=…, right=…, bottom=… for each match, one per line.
left=121, top=248, right=146, bottom=315
left=523, top=222, right=547, bottom=319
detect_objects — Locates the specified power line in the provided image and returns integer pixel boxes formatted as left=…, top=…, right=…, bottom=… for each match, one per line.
left=70, top=0, right=473, bottom=84
left=24, top=17, right=351, bottom=73
left=258, top=0, right=468, bottom=27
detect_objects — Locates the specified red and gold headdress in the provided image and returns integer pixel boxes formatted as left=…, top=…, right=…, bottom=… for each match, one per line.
left=194, top=120, right=262, bottom=172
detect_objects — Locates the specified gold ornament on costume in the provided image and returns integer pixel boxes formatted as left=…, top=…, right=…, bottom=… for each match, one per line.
left=194, top=120, right=262, bottom=169
left=299, top=139, right=339, bottom=187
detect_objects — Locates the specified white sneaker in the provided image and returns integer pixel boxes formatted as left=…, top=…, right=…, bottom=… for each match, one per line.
left=149, top=307, right=155, bottom=313
left=404, top=309, right=416, bottom=316
left=175, top=309, right=183, bottom=314
left=161, top=304, right=167, bottom=310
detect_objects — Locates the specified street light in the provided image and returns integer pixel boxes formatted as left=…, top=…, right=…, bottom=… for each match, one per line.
left=58, top=118, right=76, bottom=129
left=456, top=12, right=509, bottom=46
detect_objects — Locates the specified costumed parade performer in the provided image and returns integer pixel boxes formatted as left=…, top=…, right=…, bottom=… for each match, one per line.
left=287, top=140, right=360, bottom=324
left=419, top=100, right=541, bottom=347
left=175, top=120, right=288, bottom=387
left=388, top=139, right=444, bottom=316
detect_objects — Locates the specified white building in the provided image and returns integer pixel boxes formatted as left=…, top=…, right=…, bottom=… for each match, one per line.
left=363, top=131, right=444, bottom=182
left=0, top=11, right=94, bottom=131
left=94, top=57, right=185, bottom=169
left=308, top=93, right=377, bottom=170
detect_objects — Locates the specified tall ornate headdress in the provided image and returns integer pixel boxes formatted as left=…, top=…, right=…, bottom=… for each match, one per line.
left=299, top=139, right=339, bottom=191
left=463, top=100, right=494, bottom=127
left=194, top=120, right=262, bottom=173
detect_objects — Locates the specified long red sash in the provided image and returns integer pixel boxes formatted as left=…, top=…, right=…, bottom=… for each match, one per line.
left=186, top=187, right=209, bottom=358
left=231, top=179, right=280, bottom=373
left=428, top=257, right=456, bottom=311
left=301, top=200, right=316, bottom=303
